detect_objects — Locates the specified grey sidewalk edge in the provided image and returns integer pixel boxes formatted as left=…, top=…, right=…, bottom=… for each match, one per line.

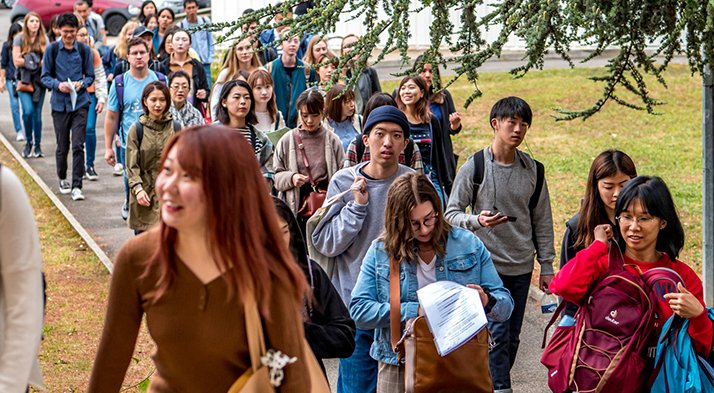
left=0, top=132, right=114, bottom=273
left=529, top=284, right=545, bottom=302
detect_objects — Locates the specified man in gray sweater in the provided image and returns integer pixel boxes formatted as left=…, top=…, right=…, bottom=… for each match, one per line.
left=445, top=97, right=555, bottom=393
left=312, top=106, right=413, bottom=393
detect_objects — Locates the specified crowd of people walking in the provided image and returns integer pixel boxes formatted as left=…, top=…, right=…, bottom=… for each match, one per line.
left=2, top=1, right=713, bottom=393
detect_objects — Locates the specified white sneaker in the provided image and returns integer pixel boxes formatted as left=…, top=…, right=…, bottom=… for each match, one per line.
left=16, top=132, right=25, bottom=141
left=71, top=188, right=85, bottom=201
left=113, top=163, right=124, bottom=176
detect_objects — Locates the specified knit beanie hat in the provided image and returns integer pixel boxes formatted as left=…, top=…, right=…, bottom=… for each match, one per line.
left=362, top=106, right=411, bottom=140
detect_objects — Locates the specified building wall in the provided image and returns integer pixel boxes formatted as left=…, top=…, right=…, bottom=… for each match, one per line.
left=210, top=0, right=614, bottom=52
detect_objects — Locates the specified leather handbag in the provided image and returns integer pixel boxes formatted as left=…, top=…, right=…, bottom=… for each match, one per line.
left=227, top=288, right=331, bottom=393
left=16, top=81, right=34, bottom=93
left=389, top=260, right=495, bottom=393
left=295, top=131, right=326, bottom=219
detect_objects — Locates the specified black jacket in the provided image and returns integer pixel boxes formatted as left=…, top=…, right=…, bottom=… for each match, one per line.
left=161, top=57, right=211, bottom=111
left=433, top=89, right=462, bottom=182
left=421, top=116, right=453, bottom=196
left=272, top=197, right=356, bottom=373
left=345, top=66, right=381, bottom=114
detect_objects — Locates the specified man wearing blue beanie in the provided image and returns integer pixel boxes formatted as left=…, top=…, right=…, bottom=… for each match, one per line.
left=312, top=105, right=414, bottom=393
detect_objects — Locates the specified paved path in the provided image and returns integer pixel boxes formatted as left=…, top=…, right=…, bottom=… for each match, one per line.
left=2, top=7, right=665, bottom=391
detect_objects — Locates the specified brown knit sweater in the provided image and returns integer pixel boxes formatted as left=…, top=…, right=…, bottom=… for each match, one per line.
left=88, top=230, right=311, bottom=392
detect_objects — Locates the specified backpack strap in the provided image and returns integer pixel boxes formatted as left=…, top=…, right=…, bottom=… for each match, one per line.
left=156, top=72, right=167, bottom=85
left=135, top=121, right=144, bottom=148
left=355, top=135, right=365, bottom=162
left=405, top=139, right=414, bottom=167
left=50, top=41, right=58, bottom=78
left=470, top=149, right=485, bottom=210
left=530, top=159, right=545, bottom=252
left=115, top=73, right=125, bottom=139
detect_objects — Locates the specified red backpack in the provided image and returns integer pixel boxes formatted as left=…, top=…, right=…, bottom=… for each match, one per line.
left=541, top=240, right=657, bottom=393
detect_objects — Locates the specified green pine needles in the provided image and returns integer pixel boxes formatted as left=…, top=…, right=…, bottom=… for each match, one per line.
left=197, top=0, right=714, bottom=121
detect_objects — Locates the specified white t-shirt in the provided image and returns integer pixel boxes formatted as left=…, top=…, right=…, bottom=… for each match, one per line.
left=416, top=254, right=437, bottom=289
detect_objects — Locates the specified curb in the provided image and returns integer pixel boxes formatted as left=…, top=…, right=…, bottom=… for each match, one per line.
left=529, top=284, right=545, bottom=302
left=0, top=132, right=114, bottom=273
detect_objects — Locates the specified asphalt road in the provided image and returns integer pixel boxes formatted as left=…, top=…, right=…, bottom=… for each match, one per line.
left=0, top=6, right=589, bottom=391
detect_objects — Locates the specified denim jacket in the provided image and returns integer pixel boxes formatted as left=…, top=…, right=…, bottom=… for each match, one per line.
left=349, top=226, right=514, bottom=365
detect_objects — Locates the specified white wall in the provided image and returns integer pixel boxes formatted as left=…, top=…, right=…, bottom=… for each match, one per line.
left=210, top=0, right=617, bottom=52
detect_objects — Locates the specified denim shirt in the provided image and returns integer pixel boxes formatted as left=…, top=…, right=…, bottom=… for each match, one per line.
left=40, top=40, right=94, bottom=112
left=349, top=226, right=514, bottom=365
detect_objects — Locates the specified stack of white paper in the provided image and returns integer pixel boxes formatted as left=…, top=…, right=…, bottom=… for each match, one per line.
left=416, top=281, right=488, bottom=356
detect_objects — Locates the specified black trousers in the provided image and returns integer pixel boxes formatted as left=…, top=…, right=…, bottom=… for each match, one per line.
left=52, top=105, right=89, bottom=189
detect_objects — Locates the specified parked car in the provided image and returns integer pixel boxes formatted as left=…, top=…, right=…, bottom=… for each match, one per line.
left=156, top=0, right=210, bottom=14
left=10, top=0, right=143, bottom=36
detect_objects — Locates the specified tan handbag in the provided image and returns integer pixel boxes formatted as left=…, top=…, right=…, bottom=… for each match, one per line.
left=389, top=260, right=495, bottom=393
left=16, top=81, right=34, bottom=93
left=295, top=131, right=327, bottom=219
left=228, top=289, right=331, bottom=393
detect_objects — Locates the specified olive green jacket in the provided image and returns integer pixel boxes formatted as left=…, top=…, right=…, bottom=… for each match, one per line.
left=126, top=113, right=178, bottom=231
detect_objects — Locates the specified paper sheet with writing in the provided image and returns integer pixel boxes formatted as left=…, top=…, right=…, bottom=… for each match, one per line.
left=416, top=281, right=488, bottom=356
left=68, top=78, right=77, bottom=111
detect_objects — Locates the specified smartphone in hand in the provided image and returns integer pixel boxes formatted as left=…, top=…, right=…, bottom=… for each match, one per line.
left=488, top=212, right=517, bottom=222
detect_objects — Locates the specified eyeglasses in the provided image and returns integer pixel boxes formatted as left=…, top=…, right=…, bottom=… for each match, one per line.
left=412, top=213, right=438, bottom=232
left=129, top=50, right=148, bottom=57
left=77, top=33, right=88, bottom=38
left=617, top=215, right=658, bottom=228
left=60, top=29, right=76, bottom=35
left=170, top=84, right=189, bottom=91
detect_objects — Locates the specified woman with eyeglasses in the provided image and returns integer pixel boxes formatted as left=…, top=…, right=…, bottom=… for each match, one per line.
left=168, top=70, right=204, bottom=127
left=550, top=176, right=713, bottom=362
left=350, top=171, right=514, bottom=392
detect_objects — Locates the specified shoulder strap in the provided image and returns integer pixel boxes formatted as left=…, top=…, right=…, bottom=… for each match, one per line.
left=173, top=120, right=181, bottom=132
left=78, top=41, right=87, bottom=61
left=355, top=135, right=365, bottom=162
left=156, top=72, right=166, bottom=85
left=471, top=149, right=485, bottom=209
left=243, top=287, right=267, bottom=373
left=389, top=259, right=401, bottom=352
left=529, top=159, right=545, bottom=252
left=115, top=73, right=125, bottom=111
left=50, top=41, right=58, bottom=77
left=136, top=121, right=144, bottom=148
left=294, top=130, right=317, bottom=187
left=405, top=139, right=414, bottom=167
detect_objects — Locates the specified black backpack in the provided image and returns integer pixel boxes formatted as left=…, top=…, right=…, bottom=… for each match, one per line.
left=134, top=119, right=181, bottom=147
left=470, top=149, right=545, bottom=249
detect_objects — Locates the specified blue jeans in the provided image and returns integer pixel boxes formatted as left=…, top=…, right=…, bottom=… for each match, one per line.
left=7, top=79, right=22, bottom=133
left=86, top=93, right=97, bottom=168
left=203, top=63, right=213, bottom=89
left=488, top=272, right=531, bottom=391
left=18, top=89, right=45, bottom=146
left=120, top=146, right=129, bottom=200
left=424, top=164, right=447, bottom=208
left=337, top=328, right=377, bottom=393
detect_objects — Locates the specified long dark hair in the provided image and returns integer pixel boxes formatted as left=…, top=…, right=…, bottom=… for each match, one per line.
left=146, top=126, right=309, bottom=315
left=395, top=76, right=430, bottom=124
left=5, top=22, right=21, bottom=49
left=247, top=69, right=279, bottom=124
left=614, top=176, right=684, bottom=260
left=138, top=0, right=156, bottom=24
left=215, top=79, right=258, bottom=127
left=575, top=150, right=637, bottom=249
left=413, top=54, right=445, bottom=104
left=362, top=92, right=397, bottom=122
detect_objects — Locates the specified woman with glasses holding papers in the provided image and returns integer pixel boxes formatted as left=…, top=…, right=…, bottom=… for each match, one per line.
left=349, top=172, right=514, bottom=392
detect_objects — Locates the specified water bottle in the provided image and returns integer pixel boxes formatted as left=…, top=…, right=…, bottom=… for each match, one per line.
left=540, top=292, right=558, bottom=314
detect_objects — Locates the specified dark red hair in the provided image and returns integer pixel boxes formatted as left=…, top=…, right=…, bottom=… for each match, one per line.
left=144, top=125, right=308, bottom=316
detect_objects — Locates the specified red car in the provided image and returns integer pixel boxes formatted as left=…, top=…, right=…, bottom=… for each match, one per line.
left=10, top=0, right=143, bottom=36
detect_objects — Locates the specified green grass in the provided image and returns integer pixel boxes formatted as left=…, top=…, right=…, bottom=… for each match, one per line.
left=384, top=64, right=704, bottom=272
left=0, top=146, right=154, bottom=392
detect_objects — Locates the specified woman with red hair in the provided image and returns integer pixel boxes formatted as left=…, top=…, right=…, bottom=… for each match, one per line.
left=89, top=125, right=317, bottom=392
